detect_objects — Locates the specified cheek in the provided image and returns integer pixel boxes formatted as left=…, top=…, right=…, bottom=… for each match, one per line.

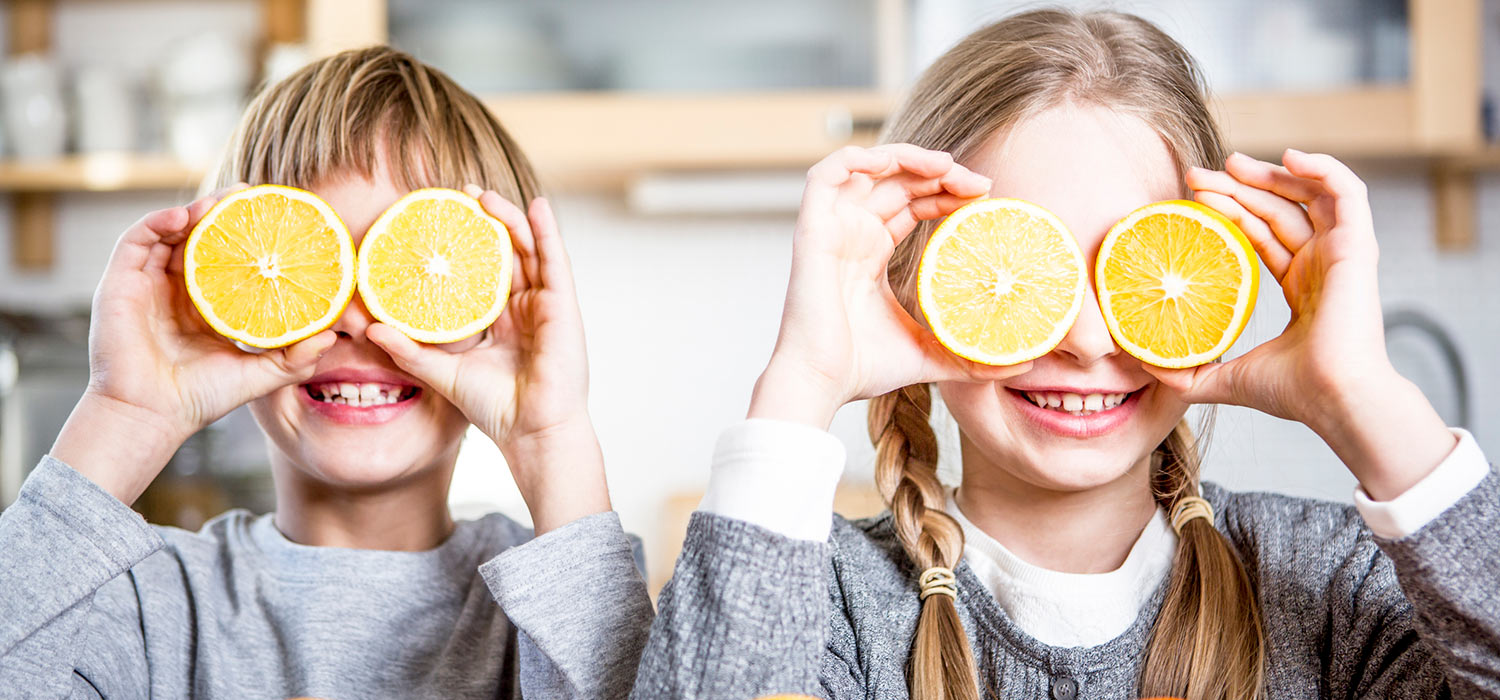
left=935, top=382, right=1012, bottom=443
left=937, top=382, right=995, bottom=422
left=1142, top=385, right=1191, bottom=427
left=248, top=387, right=295, bottom=429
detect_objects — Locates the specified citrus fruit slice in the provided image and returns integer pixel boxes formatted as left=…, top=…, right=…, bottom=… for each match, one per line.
left=357, top=188, right=513, bottom=344
left=1096, top=199, right=1259, bottom=368
left=917, top=198, right=1086, bottom=366
left=184, top=184, right=355, bottom=349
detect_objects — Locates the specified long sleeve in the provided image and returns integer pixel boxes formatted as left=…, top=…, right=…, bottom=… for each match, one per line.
left=1367, top=467, right=1500, bottom=696
left=480, top=511, right=654, bottom=699
left=1354, top=428, right=1489, bottom=539
left=0, top=457, right=159, bottom=698
left=633, top=420, right=859, bottom=699
left=631, top=512, right=843, bottom=699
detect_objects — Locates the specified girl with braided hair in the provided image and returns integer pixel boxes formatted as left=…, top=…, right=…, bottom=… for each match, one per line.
left=634, top=9, right=1498, bottom=700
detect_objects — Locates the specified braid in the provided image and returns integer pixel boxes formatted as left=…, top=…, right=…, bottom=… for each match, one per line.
left=1140, top=417, right=1266, bottom=699
left=869, top=385, right=979, bottom=700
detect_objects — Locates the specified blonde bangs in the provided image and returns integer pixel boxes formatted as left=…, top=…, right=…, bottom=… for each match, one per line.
left=213, top=46, right=541, bottom=206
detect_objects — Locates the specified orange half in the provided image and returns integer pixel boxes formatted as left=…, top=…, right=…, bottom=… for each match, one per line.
left=357, top=188, right=514, bottom=344
left=183, top=185, right=355, bottom=349
left=1096, top=200, right=1259, bottom=368
left=917, top=198, right=1086, bottom=366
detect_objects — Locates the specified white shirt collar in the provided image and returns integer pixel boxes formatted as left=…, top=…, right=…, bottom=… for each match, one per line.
left=944, top=488, right=1178, bottom=648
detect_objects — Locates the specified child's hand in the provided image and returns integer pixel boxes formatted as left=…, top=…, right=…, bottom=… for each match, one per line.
left=749, top=144, right=1031, bottom=429
left=1158, top=150, right=1455, bottom=499
left=367, top=188, right=607, bottom=533
left=52, top=188, right=336, bottom=503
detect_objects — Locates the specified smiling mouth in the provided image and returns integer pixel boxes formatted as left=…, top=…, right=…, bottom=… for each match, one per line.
left=1014, top=389, right=1141, bottom=417
left=303, top=382, right=420, bottom=407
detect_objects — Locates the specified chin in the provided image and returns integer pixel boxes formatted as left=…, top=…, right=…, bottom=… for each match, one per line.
left=249, top=386, right=467, bottom=490
left=293, top=437, right=451, bottom=488
left=1012, top=440, right=1149, bottom=492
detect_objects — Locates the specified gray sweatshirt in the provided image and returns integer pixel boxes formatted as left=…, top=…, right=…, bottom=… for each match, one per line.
left=0, top=456, right=654, bottom=699
left=633, top=474, right=1500, bottom=699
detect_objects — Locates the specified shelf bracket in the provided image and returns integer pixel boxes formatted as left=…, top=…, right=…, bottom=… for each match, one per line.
left=13, top=193, right=55, bottom=269
left=1432, top=164, right=1477, bottom=252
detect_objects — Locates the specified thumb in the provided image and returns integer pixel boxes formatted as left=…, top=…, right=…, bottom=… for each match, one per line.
left=947, top=356, right=1034, bottom=384
left=1142, top=360, right=1236, bottom=406
left=244, top=330, right=336, bottom=395
left=366, top=323, right=460, bottom=394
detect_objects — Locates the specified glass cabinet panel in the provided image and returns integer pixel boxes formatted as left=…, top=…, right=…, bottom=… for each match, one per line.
left=388, top=0, right=879, bottom=94
left=908, top=0, right=1409, bottom=94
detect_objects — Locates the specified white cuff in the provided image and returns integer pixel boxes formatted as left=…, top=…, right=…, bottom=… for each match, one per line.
left=698, top=418, right=847, bottom=541
left=1354, top=428, right=1490, bottom=539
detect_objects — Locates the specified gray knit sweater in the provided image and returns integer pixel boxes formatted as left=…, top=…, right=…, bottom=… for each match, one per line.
left=634, top=473, right=1500, bottom=698
left=0, top=457, right=654, bottom=699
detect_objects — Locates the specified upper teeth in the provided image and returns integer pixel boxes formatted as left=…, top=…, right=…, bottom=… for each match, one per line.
left=1023, top=391, right=1128, bottom=415
left=308, top=382, right=410, bottom=407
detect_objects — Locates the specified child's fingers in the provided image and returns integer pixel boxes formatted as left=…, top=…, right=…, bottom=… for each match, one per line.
left=806, top=145, right=892, bottom=188
left=869, top=143, right=958, bottom=180
left=103, top=207, right=191, bottom=280
left=166, top=239, right=187, bottom=275
left=1193, top=190, right=1292, bottom=280
left=1141, top=360, right=1235, bottom=407
left=1189, top=166, right=1314, bottom=254
left=895, top=310, right=1033, bottom=384
left=469, top=186, right=540, bottom=293
left=946, top=357, right=1034, bottom=384
left=241, top=330, right=337, bottom=399
left=1221, top=152, right=1323, bottom=203
left=804, top=145, right=973, bottom=213
left=366, top=323, right=460, bottom=391
left=146, top=237, right=177, bottom=279
left=886, top=192, right=981, bottom=238
left=1280, top=149, right=1375, bottom=238
left=180, top=183, right=249, bottom=239
left=937, top=163, right=993, bottom=199
left=920, top=343, right=1034, bottom=384
left=527, top=197, right=579, bottom=297
left=274, top=330, right=337, bottom=374
left=863, top=171, right=960, bottom=221
left=1214, top=160, right=1318, bottom=252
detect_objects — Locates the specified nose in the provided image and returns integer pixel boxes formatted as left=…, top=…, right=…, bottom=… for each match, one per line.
left=329, top=294, right=376, bottom=341
left=1052, top=278, right=1119, bottom=367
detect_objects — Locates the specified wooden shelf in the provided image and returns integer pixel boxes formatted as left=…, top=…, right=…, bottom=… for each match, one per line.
left=482, top=90, right=892, bottom=189
left=1216, top=87, right=1418, bottom=158
left=0, top=154, right=206, bottom=193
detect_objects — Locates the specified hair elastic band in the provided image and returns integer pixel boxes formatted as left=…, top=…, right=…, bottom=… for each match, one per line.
left=918, top=567, right=957, bottom=601
left=1171, top=496, right=1214, bottom=535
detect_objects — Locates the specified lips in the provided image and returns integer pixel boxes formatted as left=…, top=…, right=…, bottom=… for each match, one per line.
left=304, top=381, right=418, bottom=407
left=298, top=368, right=422, bottom=425
left=1006, top=385, right=1144, bottom=438
left=1017, top=389, right=1133, bottom=416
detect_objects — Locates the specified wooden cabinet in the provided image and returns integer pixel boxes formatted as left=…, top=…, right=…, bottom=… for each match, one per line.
left=2, top=0, right=1491, bottom=268
left=372, top=0, right=1489, bottom=249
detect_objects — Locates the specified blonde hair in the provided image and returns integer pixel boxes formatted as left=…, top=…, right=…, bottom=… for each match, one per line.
left=213, top=45, right=541, bottom=204
left=870, top=9, right=1264, bottom=699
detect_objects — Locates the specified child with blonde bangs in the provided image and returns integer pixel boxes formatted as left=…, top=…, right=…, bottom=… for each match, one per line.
left=0, top=47, right=651, bottom=698
left=634, top=10, right=1499, bottom=700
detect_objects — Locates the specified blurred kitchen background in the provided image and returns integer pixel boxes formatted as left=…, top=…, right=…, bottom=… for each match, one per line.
left=0, top=0, right=1494, bottom=594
